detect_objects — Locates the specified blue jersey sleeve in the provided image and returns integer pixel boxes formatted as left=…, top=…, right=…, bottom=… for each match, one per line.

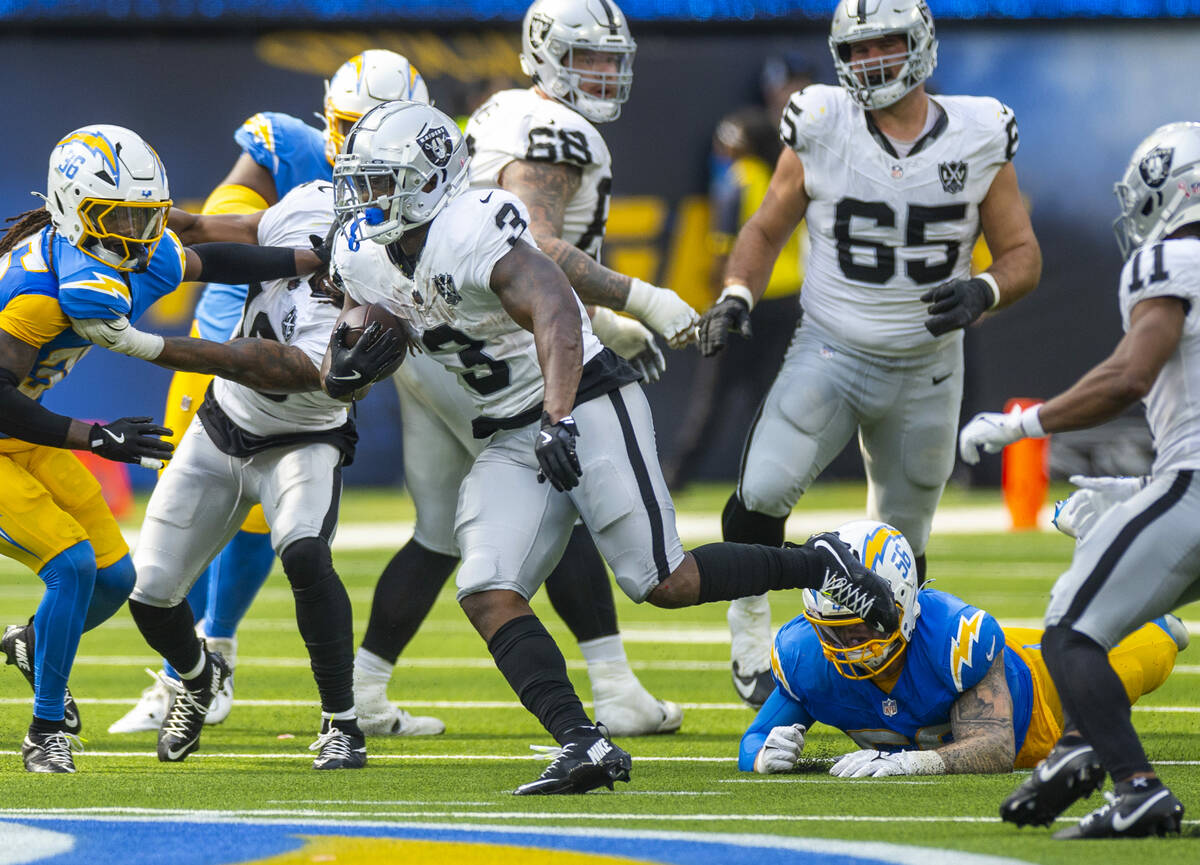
left=233, top=112, right=329, bottom=197
left=941, top=604, right=1006, bottom=695
left=128, top=230, right=187, bottom=322
left=53, top=238, right=132, bottom=320
left=739, top=686, right=814, bottom=771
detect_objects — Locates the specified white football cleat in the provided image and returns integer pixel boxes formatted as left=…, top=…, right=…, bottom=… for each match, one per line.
left=108, top=670, right=171, bottom=734
left=728, top=593, right=775, bottom=707
left=590, top=660, right=683, bottom=737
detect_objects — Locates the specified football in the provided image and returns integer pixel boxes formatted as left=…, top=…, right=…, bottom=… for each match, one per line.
left=321, top=302, right=409, bottom=401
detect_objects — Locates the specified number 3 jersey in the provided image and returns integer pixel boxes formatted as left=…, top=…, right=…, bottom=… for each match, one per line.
left=333, top=189, right=606, bottom=427
left=211, top=180, right=347, bottom=436
left=785, top=84, right=1018, bottom=356
left=1118, top=238, right=1200, bottom=476
left=465, top=88, right=612, bottom=259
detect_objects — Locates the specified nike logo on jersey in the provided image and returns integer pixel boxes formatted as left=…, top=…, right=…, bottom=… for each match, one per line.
left=932, top=373, right=952, bottom=385
left=1111, top=789, right=1172, bottom=832
left=103, top=428, right=125, bottom=444
left=480, top=192, right=494, bottom=203
left=330, top=371, right=363, bottom=382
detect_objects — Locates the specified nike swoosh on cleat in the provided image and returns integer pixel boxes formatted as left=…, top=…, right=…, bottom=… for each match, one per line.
left=103, top=429, right=126, bottom=444
left=1111, top=790, right=1171, bottom=832
left=164, top=742, right=192, bottom=761
left=1036, top=746, right=1094, bottom=782
left=330, top=371, right=363, bottom=381
left=732, top=669, right=763, bottom=699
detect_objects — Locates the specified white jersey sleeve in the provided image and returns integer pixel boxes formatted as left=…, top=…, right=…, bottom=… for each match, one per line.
left=786, top=85, right=1017, bottom=357
left=465, top=88, right=613, bottom=258
left=1118, top=238, right=1200, bottom=475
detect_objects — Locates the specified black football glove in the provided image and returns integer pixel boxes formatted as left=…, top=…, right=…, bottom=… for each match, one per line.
left=920, top=277, right=995, bottom=337
left=308, top=233, right=332, bottom=267
left=324, top=321, right=405, bottom=400
left=697, top=295, right=752, bottom=357
left=535, top=412, right=582, bottom=492
left=89, top=416, right=174, bottom=469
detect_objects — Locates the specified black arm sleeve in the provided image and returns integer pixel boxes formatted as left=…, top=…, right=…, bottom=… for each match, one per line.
left=0, top=368, right=73, bottom=447
left=190, top=243, right=301, bottom=285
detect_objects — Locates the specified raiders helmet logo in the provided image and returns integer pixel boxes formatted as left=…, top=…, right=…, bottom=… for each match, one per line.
left=1139, top=146, right=1174, bottom=189
left=529, top=12, right=553, bottom=49
left=938, top=161, right=968, bottom=194
left=417, top=126, right=453, bottom=168
left=433, top=273, right=461, bottom=305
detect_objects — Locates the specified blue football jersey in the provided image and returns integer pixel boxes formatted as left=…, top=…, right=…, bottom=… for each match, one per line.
left=738, top=588, right=1035, bottom=770
left=0, top=226, right=185, bottom=404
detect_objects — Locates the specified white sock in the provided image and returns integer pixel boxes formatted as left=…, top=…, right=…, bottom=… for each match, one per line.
left=354, top=647, right=393, bottom=686
left=178, top=652, right=208, bottom=681
left=322, top=708, right=356, bottom=722
left=578, top=634, right=628, bottom=667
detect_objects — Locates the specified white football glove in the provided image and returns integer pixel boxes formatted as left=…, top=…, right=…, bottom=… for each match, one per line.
left=958, top=404, right=1045, bottom=465
left=71, top=316, right=164, bottom=360
left=830, top=748, right=946, bottom=777
left=1052, top=474, right=1149, bottom=541
left=589, top=307, right=666, bottom=383
left=753, top=723, right=807, bottom=774
left=623, top=278, right=700, bottom=349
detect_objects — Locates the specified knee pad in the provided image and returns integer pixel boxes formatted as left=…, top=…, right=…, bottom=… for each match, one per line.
left=721, top=493, right=786, bottom=547
left=280, top=537, right=335, bottom=590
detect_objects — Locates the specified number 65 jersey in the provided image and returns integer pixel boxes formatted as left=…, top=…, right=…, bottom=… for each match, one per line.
left=784, top=84, right=1019, bottom=357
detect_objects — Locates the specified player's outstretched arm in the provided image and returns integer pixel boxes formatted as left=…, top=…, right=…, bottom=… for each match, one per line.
left=182, top=242, right=323, bottom=285
left=937, top=655, right=1017, bottom=774
left=500, top=159, right=698, bottom=347
left=167, top=209, right=264, bottom=246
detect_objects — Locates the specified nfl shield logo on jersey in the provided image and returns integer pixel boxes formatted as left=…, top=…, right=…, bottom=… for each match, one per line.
left=938, top=161, right=968, bottom=194
left=433, top=273, right=461, bottom=305
left=418, top=127, right=454, bottom=167
left=882, top=698, right=898, bottom=717
left=1139, top=146, right=1174, bottom=188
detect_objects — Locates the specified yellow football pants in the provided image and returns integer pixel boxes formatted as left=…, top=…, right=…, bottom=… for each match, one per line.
left=0, top=439, right=127, bottom=572
left=162, top=320, right=269, bottom=535
left=1009, top=622, right=1180, bottom=768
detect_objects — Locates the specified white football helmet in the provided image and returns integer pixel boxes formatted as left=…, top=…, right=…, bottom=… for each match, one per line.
left=42, top=125, right=171, bottom=272
left=332, top=101, right=469, bottom=245
left=520, top=0, right=636, bottom=123
left=802, top=520, right=921, bottom=680
left=829, top=0, right=937, bottom=111
left=324, top=50, right=430, bottom=164
left=1113, top=121, right=1200, bottom=260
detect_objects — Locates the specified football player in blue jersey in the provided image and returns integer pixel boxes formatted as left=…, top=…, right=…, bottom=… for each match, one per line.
left=0, top=125, right=324, bottom=772
left=740, top=520, right=1185, bottom=779
left=109, top=50, right=433, bottom=735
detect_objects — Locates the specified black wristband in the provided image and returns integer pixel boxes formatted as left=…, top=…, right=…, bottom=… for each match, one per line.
left=191, top=242, right=299, bottom=285
left=0, top=370, right=73, bottom=447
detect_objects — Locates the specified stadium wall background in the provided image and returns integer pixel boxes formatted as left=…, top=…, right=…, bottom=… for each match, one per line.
left=1, top=20, right=1194, bottom=489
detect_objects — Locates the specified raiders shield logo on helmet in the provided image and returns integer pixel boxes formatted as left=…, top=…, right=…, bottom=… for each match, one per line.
left=938, top=161, right=968, bottom=194
left=417, top=126, right=453, bottom=167
left=433, top=273, right=461, bottom=305
left=529, top=12, right=553, bottom=49
left=1139, top=146, right=1174, bottom=189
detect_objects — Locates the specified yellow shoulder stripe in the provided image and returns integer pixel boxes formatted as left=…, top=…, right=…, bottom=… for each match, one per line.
left=202, top=183, right=269, bottom=216
left=0, top=294, right=71, bottom=347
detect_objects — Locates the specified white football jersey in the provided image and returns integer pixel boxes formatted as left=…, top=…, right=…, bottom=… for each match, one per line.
left=333, top=188, right=603, bottom=422
left=786, top=84, right=1019, bottom=356
left=465, top=88, right=613, bottom=259
left=1118, top=238, right=1200, bottom=475
left=213, top=180, right=348, bottom=436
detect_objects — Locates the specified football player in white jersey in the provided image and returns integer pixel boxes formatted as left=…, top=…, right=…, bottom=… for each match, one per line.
left=331, top=100, right=900, bottom=795
left=352, top=0, right=693, bottom=738
left=957, top=122, right=1200, bottom=840
left=93, top=181, right=405, bottom=770
left=696, top=0, right=1042, bottom=704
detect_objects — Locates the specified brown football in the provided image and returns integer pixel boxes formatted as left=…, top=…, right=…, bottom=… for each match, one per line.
left=336, top=302, right=409, bottom=377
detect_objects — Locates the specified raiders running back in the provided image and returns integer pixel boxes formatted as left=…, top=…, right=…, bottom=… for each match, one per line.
left=466, top=89, right=612, bottom=260
left=786, top=84, right=1018, bottom=356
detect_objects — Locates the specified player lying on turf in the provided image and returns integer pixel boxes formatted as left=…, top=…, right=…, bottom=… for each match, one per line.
left=740, top=520, right=1186, bottom=778
left=0, top=125, right=324, bottom=773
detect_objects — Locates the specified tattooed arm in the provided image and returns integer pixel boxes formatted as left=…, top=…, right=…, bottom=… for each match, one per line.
left=938, top=655, right=1018, bottom=774
left=152, top=336, right=322, bottom=395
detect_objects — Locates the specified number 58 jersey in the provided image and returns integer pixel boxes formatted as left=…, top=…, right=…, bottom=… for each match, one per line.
left=785, top=84, right=1018, bottom=357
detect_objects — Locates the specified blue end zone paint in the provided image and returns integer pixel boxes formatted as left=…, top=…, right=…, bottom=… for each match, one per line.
left=0, top=817, right=1037, bottom=865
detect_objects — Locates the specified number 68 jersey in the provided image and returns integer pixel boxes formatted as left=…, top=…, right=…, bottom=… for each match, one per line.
left=784, top=84, right=1019, bottom=357
left=332, top=188, right=604, bottom=425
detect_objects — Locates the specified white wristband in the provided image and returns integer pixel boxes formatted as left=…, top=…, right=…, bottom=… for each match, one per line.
left=718, top=283, right=755, bottom=311
left=977, top=272, right=1001, bottom=309
left=903, top=750, right=948, bottom=775
left=1019, top=405, right=1045, bottom=437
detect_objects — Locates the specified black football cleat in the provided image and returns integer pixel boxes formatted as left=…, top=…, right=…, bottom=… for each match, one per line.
left=799, top=534, right=901, bottom=634
left=310, top=718, right=367, bottom=770
left=731, top=661, right=775, bottom=709
left=156, top=652, right=230, bottom=763
left=514, top=729, right=632, bottom=795
left=1001, top=741, right=1105, bottom=827
left=3, top=622, right=82, bottom=735
left=1053, top=786, right=1184, bottom=839
left=22, top=729, right=81, bottom=774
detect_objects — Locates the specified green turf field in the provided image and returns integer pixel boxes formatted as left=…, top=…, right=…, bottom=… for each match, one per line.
left=1, top=483, right=1197, bottom=864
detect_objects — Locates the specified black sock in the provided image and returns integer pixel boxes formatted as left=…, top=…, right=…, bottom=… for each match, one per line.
left=691, top=542, right=824, bottom=603
left=487, top=614, right=591, bottom=744
left=721, top=494, right=786, bottom=546
left=545, top=525, right=618, bottom=643
left=128, top=597, right=204, bottom=678
left=360, top=539, right=459, bottom=664
left=281, top=538, right=355, bottom=715
left=1042, top=624, right=1152, bottom=780
left=29, top=716, right=66, bottom=736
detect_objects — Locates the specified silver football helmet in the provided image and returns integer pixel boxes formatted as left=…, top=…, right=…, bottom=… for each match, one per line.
left=323, top=50, right=430, bottom=165
left=520, top=0, right=636, bottom=123
left=42, top=125, right=172, bottom=272
left=1113, top=121, right=1200, bottom=260
left=332, top=101, right=469, bottom=245
left=802, top=520, right=921, bottom=680
left=829, top=0, right=937, bottom=111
